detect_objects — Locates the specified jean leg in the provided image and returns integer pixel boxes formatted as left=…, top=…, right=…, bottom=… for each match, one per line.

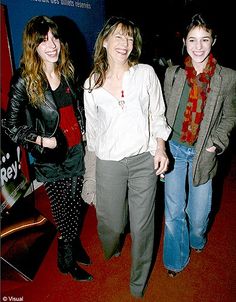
left=163, top=142, right=190, bottom=272
left=187, top=167, right=212, bottom=249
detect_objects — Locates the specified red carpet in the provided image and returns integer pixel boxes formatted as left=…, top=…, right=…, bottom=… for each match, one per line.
left=2, top=146, right=236, bottom=302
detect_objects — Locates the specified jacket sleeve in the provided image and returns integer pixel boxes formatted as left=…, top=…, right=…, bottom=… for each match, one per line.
left=3, top=71, right=40, bottom=153
left=164, top=65, right=181, bottom=106
left=211, top=68, right=236, bottom=154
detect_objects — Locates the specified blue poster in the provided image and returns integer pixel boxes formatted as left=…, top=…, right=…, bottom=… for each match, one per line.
left=2, top=0, right=105, bottom=70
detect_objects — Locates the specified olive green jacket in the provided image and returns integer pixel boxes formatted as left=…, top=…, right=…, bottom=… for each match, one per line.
left=164, top=64, right=236, bottom=186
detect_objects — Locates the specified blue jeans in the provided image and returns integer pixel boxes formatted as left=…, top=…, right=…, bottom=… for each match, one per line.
left=163, top=140, right=212, bottom=272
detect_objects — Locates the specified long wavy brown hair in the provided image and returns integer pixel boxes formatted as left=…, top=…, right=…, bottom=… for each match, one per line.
left=20, top=15, right=74, bottom=107
left=87, top=16, right=142, bottom=92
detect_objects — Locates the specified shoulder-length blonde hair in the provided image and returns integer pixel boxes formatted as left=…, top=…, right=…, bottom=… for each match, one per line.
left=87, top=16, right=142, bottom=91
left=20, top=15, right=74, bottom=107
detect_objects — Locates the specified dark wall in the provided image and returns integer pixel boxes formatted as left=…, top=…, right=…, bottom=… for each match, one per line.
left=105, top=0, right=236, bottom=70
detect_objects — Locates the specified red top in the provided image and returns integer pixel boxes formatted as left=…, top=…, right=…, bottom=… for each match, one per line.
left=59, top=105, right=81, bottom=147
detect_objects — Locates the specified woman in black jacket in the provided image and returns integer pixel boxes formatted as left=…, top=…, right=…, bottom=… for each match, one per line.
left=4, top=15, right=93, bottom=281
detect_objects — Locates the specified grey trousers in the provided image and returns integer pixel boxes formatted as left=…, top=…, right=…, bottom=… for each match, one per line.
left=96, top=152, right=157, bottom=297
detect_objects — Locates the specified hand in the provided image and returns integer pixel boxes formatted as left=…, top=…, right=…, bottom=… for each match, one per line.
left=206, top=146, right=216, bottom=153
left=42, top=137, right=57, bottom=149
left=154, top=148, right=169, bottom=176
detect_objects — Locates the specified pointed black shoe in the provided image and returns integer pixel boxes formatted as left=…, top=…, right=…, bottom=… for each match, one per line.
left=73, top=238, right=92, bottom=265
left=65, top=263, right=93, bottom=282
left=57, top=238, right=93, bottom=281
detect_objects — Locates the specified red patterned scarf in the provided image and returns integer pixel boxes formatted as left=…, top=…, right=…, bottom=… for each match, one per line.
left=180, top=53, right=217, bottom=144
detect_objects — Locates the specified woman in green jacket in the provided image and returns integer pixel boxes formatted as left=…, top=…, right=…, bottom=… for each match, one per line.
left=163, top=13, right=236, bottom=277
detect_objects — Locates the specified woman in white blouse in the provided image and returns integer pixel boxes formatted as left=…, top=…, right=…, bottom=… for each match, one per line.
left=83, top=16, right=171, bottom=298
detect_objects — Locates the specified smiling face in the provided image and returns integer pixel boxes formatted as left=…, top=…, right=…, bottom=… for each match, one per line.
left=36, top=30, right=61, bottom=65
left=184, top=26, right=214, bottom=70
left=103, top=23, right=134, bottom=65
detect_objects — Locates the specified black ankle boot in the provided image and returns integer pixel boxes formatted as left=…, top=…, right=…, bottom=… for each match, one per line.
left=73, top=238, right=92, bottom=265
left=57, top=238, right=93, bottom=281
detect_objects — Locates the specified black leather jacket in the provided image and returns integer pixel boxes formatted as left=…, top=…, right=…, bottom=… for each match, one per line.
left=3, top=69, right=85, bottom=162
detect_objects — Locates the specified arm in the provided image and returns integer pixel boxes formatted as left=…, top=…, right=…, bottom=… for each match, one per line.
left=148, top=66, right=171, bottom=142
left=148, top=66, right=171, bottom=175
left=4, top=72, right=56, bottom=152
left=4, top=73, right=38, bottom=148
left=154, top=138, right=169, bottom=175
left=209, top=70, right=236, bottom=154
left=82, top=80, right=97, bottom=205
left=83, top=80, right=98, bottom=152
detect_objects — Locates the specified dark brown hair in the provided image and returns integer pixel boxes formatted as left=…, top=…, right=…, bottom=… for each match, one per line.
left=87, top=16, right=142, bottom=91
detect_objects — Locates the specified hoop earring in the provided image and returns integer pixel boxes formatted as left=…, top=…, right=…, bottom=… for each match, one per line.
left=212, top=39, right=216, bottom=46
left=182, top=44, right=186, bottom=56
left=182, top=39, right=186, bottom=56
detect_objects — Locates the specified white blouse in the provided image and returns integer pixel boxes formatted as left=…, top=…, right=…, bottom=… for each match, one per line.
left=84, top=64, right=171, bottom=161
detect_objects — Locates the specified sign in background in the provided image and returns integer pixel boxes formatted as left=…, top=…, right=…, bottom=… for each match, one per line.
left=1, top=0, right=105, bottom=73
left=1, top=4, right=30, bottom=211
left=1, top=0, right=105, bottom=196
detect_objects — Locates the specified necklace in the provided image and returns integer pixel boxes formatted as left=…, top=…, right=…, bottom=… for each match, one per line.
left=118, top=90, right=125, bottom=109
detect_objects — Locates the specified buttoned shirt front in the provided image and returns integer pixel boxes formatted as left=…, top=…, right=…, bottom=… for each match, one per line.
left=84, top=63, right=171, bottom=161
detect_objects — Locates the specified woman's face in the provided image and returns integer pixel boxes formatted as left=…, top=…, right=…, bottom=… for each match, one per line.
left=184, top=26, right=214, bottom=65
left=103, top=23, right=134, bottom=64
left=36, top=30, right=61, bottom=65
